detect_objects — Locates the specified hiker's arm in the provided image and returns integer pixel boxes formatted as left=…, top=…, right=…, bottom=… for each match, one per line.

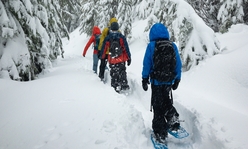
left=83, top=36, right=94, bottom=57
left=173, top=43, right=182, bottom=81
left=122, top=36, right=131, bottom=59
left=142, top=42, right=154, bottom=79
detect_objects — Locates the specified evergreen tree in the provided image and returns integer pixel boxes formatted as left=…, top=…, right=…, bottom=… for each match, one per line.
left=187, top=0, right=247, bottom=32
left=80, top=0, right=134, bottom=39
left=0, top=0, right=69, bottom=81
left=217, top=0, right=245, bottom=33
left=0, top=0, right=26, bottom=80
left=80, top=0, right=120, bottom=36
left=117, top=0, right=133, bottom=39
left=186, top=0, right=221, bottom=32
left=244, top=0, right=248, bottom=24
left=145, top=0, right=220, bottom=70
left=59, top=0, right=82, bottom=33
left=134, top=0, right=153, bottom=19
left=80, top=0, right=101, bottom=36
left=98, top=0, right=118, bottom=28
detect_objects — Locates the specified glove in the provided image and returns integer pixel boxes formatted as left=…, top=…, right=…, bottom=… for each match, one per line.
left=142, top=78, right=150, bottom=91
left=127, top=59, right=131, bottom=66
left=172, top=79, right=180, bottom=90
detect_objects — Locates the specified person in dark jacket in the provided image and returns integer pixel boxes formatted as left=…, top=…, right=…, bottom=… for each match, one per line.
left=82, top=26, right=101, bottom=73
left=100, top=22, right=131, bottom=92
left=142, top=23, right=182, bottom=143
left=98, top=18, right=118, bottom=80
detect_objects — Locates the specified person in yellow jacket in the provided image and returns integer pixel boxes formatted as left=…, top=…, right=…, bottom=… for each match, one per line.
left=98, top=18, right=118, bottom=81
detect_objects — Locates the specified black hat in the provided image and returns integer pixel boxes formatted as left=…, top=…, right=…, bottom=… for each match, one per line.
left=111, top=22, right=119, bottom=31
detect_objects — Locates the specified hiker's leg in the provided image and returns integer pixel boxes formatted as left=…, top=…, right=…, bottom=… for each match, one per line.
left=119, top=62, right=129, bottom=90
left=151, top=85, right=167, bottom=138
left=110, top=64, right=120, bottom=91
left=162, top=86, right=180, bottom=130
left=93, top=53, right=99, bottom=73
left=99, top=58, right=107, bottom=79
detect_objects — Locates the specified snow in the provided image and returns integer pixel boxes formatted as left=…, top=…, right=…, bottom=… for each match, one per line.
left=1, top=20, right=248, bottom=149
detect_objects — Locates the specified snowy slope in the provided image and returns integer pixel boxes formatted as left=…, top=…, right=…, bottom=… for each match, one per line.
left=177, top=24, right=248, bottom=149
left=0, top=22, right=248, bottom=149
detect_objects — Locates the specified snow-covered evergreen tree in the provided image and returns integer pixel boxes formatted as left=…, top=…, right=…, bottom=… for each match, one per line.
left=187, top=0, right=247, bottom=33
left=80, top=0, right=133, bottom=39
left=0, top=0, right=29, bottom=80
left=97, top=0, right=119, bottom=29
left=134, top=0, right=152, bottom=19
left=186, top=0, right=221, bottom=32
left=59, top=0, right=82, bottom=33
left=80, top=0, right=102, bottom=36
left=244, top=0, right=248, bottom=24
left=80, top=0, right=122, bottom=36
left=217, top=0, right=245, bottom=33
left=144, top=0, right=220, bottom=70
left=0, top=0, right=69, bottom=81
left=117, top=0, right=133, bottom=39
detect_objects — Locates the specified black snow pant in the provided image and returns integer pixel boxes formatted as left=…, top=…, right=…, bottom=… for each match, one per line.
left=109, top=62, right=129, bottom=91
left=98, top=57, right=108, bottom=79
left=151, top=84, right=179, bottom=137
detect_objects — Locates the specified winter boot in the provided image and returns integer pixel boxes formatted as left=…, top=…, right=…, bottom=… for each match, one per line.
left=154, top=132, right=168, bottom=144
left=121, top=84, right=130, bottom=90
left=168, top=115, right=180, bottom=131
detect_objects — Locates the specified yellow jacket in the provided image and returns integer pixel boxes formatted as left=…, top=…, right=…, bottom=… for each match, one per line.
left=98, top=18, right=118, bottom=54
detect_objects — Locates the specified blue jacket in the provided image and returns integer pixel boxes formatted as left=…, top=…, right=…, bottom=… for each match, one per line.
left=142, top=23, right=182, bottom=85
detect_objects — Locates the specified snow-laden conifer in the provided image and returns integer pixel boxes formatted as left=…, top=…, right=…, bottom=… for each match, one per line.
left=117, top=0, right=133, bottom=40
left=59, top=0, right=82, bottom=33
left=218, top=0, right=245, bottom=33
left=0, top=0, right=69, bottom=81
left=145, top=0, right=220, bottom=70
left=186, top=0, right=221, bottom=32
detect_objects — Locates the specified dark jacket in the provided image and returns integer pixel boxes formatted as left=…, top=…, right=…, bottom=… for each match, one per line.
left=142, top=23, right=182, bottom=85
left=100, top=31, right=131, bottom=64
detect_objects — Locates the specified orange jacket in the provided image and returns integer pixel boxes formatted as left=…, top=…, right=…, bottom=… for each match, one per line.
left=82, top=26, right=101, bottom=57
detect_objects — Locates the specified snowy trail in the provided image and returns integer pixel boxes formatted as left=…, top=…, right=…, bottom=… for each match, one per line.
left=52, top=54, right=225, bottom=149
left=76, top=53, right=226, bottom=149
left=58, top=55, right=227, bottom=149
left=2, top=24, right=248, bottom=149
left=127, top=78, right=227, bottom=149
left=0, top=50, right=231, bottom=149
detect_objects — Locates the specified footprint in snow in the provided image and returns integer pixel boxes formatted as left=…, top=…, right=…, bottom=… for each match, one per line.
left=102, top=120, right=117, bottom=132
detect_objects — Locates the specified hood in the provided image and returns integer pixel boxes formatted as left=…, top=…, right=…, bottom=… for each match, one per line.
left=92, top=26, right=101, bottom=35
left=108, top=18, right=118, bottom=27
left=110, top=22, right=119, bottom=31
left=149, top=23, right=170, bottom=42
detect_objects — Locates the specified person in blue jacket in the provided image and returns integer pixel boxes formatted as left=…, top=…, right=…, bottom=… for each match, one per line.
left=142, top=23, right=182, bottom=143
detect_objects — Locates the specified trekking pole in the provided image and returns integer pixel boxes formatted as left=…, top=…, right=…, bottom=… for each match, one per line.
left=150, top=103, right=152, bottom=112
left=170, top=89, right=173, bottom=104
left=150, top=97, right=153, bottom=112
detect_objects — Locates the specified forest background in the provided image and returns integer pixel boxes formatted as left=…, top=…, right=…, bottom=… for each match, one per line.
left=1, top=0, right=248, bottom=80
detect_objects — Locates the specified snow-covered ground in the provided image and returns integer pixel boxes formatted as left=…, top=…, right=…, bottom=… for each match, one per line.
left=1, top=22, right=248, bottom=149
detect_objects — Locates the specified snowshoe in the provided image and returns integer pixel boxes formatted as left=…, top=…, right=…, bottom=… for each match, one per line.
left=151, top=132, right=168, bottom=149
